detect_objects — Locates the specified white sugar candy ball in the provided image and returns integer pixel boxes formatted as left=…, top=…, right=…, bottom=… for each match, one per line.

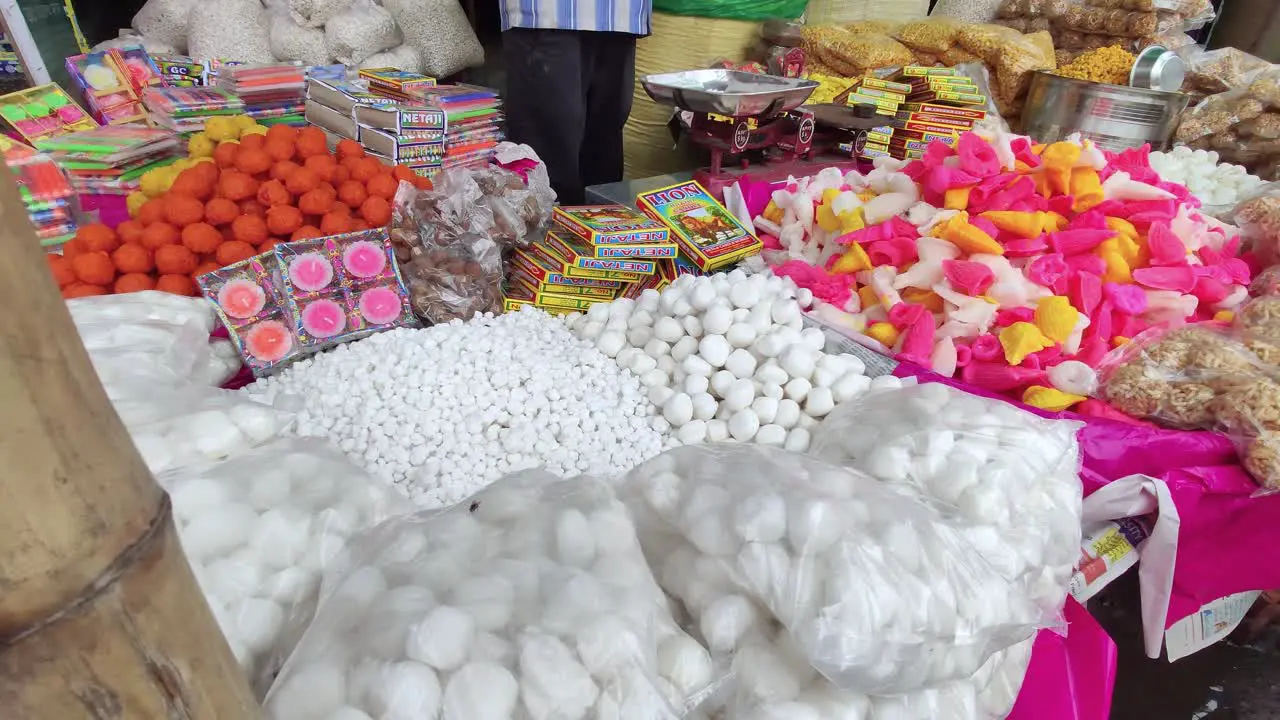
left=699, top=335, right=732, bottom=368
left=756, top=424, right=787, bottom=447
left=327, top=708, right=374, bottom=720
left=598, top=331, right=626, bottom=357
left=703, top=305, right=733, bottom=335
left=701, top=594, right=761, bottom=653
left=710, top=370, right=736, bottom=398
left=576, top=614, right=644, bottom=675
left=443, top=662, right=519, bottom=720
left=663, top=393, right=694, bottom=427
left=232, top=597, right=284, bottom=654
left=268, top=661, right=348, bottom=718
left=519, top=634, right=600, bottom=720
left=672, top=335, right=700, bottom=362
left=654, top=317, right=684, bottom=343
left=406, top=606, right=475, bottom=671
left=556, top=508, right=597, bottom=567
left=692, top=393, right=718, bottom=421
left=832, top=373, right=870, bottom=403
left=784, top=428, right=810, bottom=453
left=730, top=410, right=761, bottom=442
left=677, top=420, right=708, bottom=445
left=181, top=503, right=257, bottom=560
left=775, top=399, right=801, bottom=429
left=658, top=634, right=714, bottom=695
left=367, top=661, right=441, bottom=719
left=725, top=349, right=758, bottom=379
left=736, top=642, right=803, bottom=703
left=682, top=355, right=713, bottom=377
left=707, top=419, right=730, bottom=442
left=756, top=362, right=789, bottom=386
left=452, top=575, right=515, bottom=631
left=734, top=491, right=787, bottom=543
left=784, top=377, right=812, bottom=403
left=724, top=379, right=756, bottom=412
left=751, top=397, right=779, bottom=424
left=727, top=322, right=758, bottom=348
left=779, top=346, right=818, bottom=380
left=684, top=374, right=710, bottom=396
left=731, top=281, right=761, bottom=308
left=787, top=499, right=842, bottom=554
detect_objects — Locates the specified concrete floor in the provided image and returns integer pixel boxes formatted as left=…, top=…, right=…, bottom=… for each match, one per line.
left=1096, top=574, right=1280, bottom=719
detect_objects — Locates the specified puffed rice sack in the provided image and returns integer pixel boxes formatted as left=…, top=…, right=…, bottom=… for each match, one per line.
left=304, top=0, right=354, bottom=28
left=360, top=43, right=423, bottom=73
left=324, top=0, right=401, bottom=65
left=133, top=0, right=197, bottom=52
left=188, top=0, right=274, bottom=63
left=270, top=11, right=331, bottom=64
left=383, top=0, right=483, bottom=78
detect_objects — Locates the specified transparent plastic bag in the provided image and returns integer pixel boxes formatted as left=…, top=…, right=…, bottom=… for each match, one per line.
left=809, top=383, right=1083, bottom=618
left=382, top=0, right=484, bottom=78
left=187, top=0, right=274, bottom=63
left=1250, top=264, right=1280, bottom=297
left=623, top=444, right=1058, bottom=695
left=67, top=290, right=217, bottom=333
left=895, top=18, right=964, bottom=54
left=323, top=0, right=402, bottom=65
left=1227, top=182, right=1280, bottom=264
left=802, top=28, right=914, bottom=74
left=161, top=436, right=407, bottom=696
left=268, top=7, right=332, bottom=65
left=132, top=0, right=197, bottom=52
left=264, top=470, right=714, bottom=720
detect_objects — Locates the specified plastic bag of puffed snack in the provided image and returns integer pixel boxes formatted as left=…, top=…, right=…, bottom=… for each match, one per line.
left=1250, top=265, right=1280, bottom=297
left=1226, top=182, right=1280, bottom=264
left=188, top=0, right=274, bottom=62
left=263, top=469, right=718, bottom=719
left=894, top=17, right=965, bottom=54
left=268, top=7, right=332, bottom=65
left=1178, top=45, right=1272, bottom=98
left=324, top=0, right=402, bottom=65
left=382, top=0, right=483, bottom=78
left=801, top=27, right=913, bottom=75
left=622, top=443, right=1064, bottom=696
left=133, top=0, right=197, bottom=52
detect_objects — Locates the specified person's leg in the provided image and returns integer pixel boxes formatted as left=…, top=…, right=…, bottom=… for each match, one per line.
left=579, top=31, right=637, bottom=190
left=502, top=28, right=588, bottom=204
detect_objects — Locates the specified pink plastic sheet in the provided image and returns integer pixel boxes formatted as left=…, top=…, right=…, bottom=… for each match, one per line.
left=1008, top=598, right=1117, bottom=720
left=894, top=362, right=1280, bottom=628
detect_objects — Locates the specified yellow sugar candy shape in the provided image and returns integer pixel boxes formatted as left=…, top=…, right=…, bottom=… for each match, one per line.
left=832, top=243, right=872, bottom=274
left=1071, top=167, right=1104, bottom=212
left=981, top=210, right=1045, bottom=239
left=1034, top=296, right=1078, bottom=343
left=1000, top=321, right=1055, bottom=365
left=839, top=207, right=865, bottom=234
left=902, top=287, right=945, bottom=313
left=763, top=201, right=784, bottom=224
left=866, top=321, right=899, bottom=347
left=943, top=213, right=1004, bottom=256
left=1105, top=216, right=1137, bottom=239
left=1043, top=212, right=1069, bottom=232
left=1100, top=249, right=1132, bottom=284
left=944, top=186, right=972, bottom=210
left=817, top=203, right=841, bottom=232
left=858, top=285, right=880, bottom=309
left=1214, top=310, right=1235, bottom=323
left=822, top=188, right=841, bottom=204
left=1023, top=385, right=1086, bottom=412
left=1041, top=142, right=1081, bottom=195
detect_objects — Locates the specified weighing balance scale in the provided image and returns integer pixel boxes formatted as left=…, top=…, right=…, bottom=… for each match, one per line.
left=641, top=69, right=885, bottom=200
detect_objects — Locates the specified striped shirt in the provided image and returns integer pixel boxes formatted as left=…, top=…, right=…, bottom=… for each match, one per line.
left=500, top=0, right=652, bottom=35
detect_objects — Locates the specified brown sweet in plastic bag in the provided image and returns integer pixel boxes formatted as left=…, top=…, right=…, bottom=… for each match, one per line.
left=803, top=27, right=913, bottom=74
left=895, top=18, right=963, bottom=54
left=1180, top=46, right=1269, bottom=96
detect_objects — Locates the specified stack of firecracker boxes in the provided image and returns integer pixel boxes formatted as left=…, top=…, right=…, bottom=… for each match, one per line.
left=841, top=66, right=988, bottom=163
left=503, top=180, right=762, bottom=313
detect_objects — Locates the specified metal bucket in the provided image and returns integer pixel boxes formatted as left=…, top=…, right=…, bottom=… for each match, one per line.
left=1020, top=71, right=1190, bottom=152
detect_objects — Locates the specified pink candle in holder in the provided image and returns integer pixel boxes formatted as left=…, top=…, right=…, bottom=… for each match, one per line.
left=288, top=252, right=335, bottom=292
left=301, top=299, right=347, bottom=339
left=342, top=240, right=387, bottom=278
left=216, top=278, right=267, bottom=319
left=359, top=286, right=404, bottom=325
left=244, top=320, right=293, bottom=362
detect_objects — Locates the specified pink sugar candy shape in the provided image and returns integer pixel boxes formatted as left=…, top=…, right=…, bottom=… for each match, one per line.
left=942, top=259, right=995, bottom=296
left=1069, top=271, right=1103, bottom=316
left=1104, top=282, right=1147, bottom=315
left=961, top=361, right=1045, bottom=391
left=867, top=238, right=916, bottom=268
left=1003, top=236, right=1050, bottom=257
left=342, top=241, right=388, bottom=278
left=957, top=133, right=1003, bottom=178
left=1145, top=223, right=1187, bottom=266
left=971, top=333, right=1002, bottom=362
left=1065, top=253, right=1107, bottom=278
left=888, top=302, right=929, bottom=330
left=925, top=165, right=980, bottom=196
left=1011, top=137, right=1041, bottom=167
left=761, top=233, right=783, bottom=250
left=216, top=278, right=267, bottom=319
left=1086, top=300, right=1114, bottom=344
left=1192, top=275, right=1230, bottom=305
left=984, top=175, right=1035, bottom=212
left=1027, top=253, right=1069, bottom=289
left=1114, top=312, right=1148, bottom=339
left=244, top=320, right=293, bottom=363
left=995, top=307, right=1035, bottom=327
left=896, top=315, right=935, bottom=367
left=1048, top=229, right=1113, bottom=256
left=289, top=252, right=335, bottom=292
left=1223, top=257, right=1252, bottom=286
left=1047, top=195, right=1074, bottom=217
left=970, top=216, right=1000, bottom=239
left=1068, top=209, right=1107, bottom=230
left=1028, top=345, right=1062, bottom=368
left=359, top=286, right=404, bottom=325
left=301, top=299, right=347, bottom=339
left=954, top=342, right=973, bottom=367
left=1075, top=337, right=1110, bottom=367
left=1132, top=266, right=1197, bottom=293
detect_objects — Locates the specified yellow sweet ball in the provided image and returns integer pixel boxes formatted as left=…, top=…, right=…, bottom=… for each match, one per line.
left=139, top=166, right=174, bottom=198
left=126, top=190, right=148, bottom=217
left=204, top=116, right=239, bottom=142
left=239, top=124, right=268, bottom=137
left=233, top=114, right=258, bottom=131
left=188, top=131, right=215, bottom=158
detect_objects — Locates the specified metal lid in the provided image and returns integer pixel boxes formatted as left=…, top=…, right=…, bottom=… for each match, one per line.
left=1130, top=46, right=1186, bottom=93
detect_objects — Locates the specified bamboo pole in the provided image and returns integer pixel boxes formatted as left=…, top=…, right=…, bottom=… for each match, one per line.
left=0, top=169, right=258, bottom=716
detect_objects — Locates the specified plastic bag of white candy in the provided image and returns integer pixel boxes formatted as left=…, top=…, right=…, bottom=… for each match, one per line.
left=265, top=470, right=717, bottom=720
left=809, top=382, right=1084, bottom=618
left=624, top=444, right=1053, bottom=696
left=162, top=436, right=406, bottom=696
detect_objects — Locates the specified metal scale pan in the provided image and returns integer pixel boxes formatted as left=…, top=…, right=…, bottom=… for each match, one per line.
left=642, top=69, right=818, bottom=118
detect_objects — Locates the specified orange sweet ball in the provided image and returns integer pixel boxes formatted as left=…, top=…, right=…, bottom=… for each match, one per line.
left=213, top=142, right=239, bottom=168
left=239, top=199, right=267, bottom=217
left=257, top=179, right=291, bottom=207
left=292, top=226, right=323, bottom=241
left=115, top=273, right=157, bottom=294
left=193, top=261, right=221, bottom=277
left=171, top=169, right=213, bottom=200
left=360, top=196, right=392, bottom=226
left=46, top=254, right=75, bottom=287
left=156, top=274, right=198, bottom=296
left=328, top=199, right=351, bottom=215
left=260, top=238, right=279, bottom=253
left=117, top=219, right=145, bottom=244
left=265, top=139, right=295, bottom=162
left=141, top=222, right=180, bottom=250
left=239, top=134, right=266, bottom=152
left=137, top=198, right=168, bottom=226
left=232, top=215, right=270, bottom=246
left=78, top=224, right=120, bottom=253
left=219, top=171, right=259, bottom=201
left=61, top=237, right=87, bottom=259
left=155, top=244, right=198, bottom=275
left=285, top=167, right=320, bottom=195
left=271, top=160, right=301, bottom=182
left=393, top=165, right=418, bottom=185
left=413, top=176, right=433, bottom=191
left=366, top=173, right=398, bottom=201
left=236, top=148, right=272, bottom=176
left=350, top=219, right=371, bottom=232
left=267, top=205, right=304, bottom=236
left=320, top=211, right=352, bottom=235
left=205, top=197, right=239, bottom=226
left=63, top=283, right=108, bottom=299
left=165, top=194, right=205, bottom=227
left=351, top=158, right=381, bottom=183
left=304, top=154, right=337, bottom=181
left=299, top=188, right=336, bottom=215
left=192, top=161, right=219, bottom=186
left=112, top=243, right=154, bottom=274
left=336, top=138, right=365, bottom=160
left=182, top=223, right=222, bottom=254
left=71, top=251, right=117, bottom=286
left=296, top=126, right=327, bottom=154
left=216, top=240, right=257, bottom=266
left=330, top=165, right=351, bottom=185
left=267, top=124, right=298, bottom=145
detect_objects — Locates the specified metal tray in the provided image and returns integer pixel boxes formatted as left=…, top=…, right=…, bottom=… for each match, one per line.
left=642, top=69, right=818, bottom=117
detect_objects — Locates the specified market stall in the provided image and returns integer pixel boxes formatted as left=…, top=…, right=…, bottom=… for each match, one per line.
left=6, top=0, right=1280, bottom=717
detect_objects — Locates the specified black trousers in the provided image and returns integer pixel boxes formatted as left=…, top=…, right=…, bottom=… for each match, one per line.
left=502, top=28, right=637, bottom=205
